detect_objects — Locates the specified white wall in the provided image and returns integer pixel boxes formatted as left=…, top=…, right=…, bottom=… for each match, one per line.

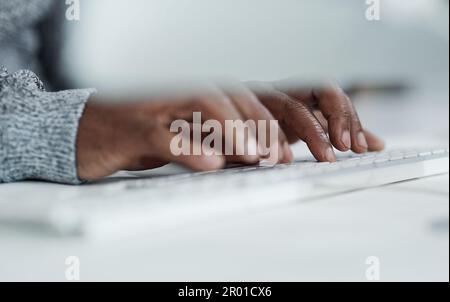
left=63, top=0, right=449, bottom=92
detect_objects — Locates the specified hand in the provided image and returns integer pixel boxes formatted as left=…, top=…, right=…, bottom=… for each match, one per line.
left=76, top=81, right=384, bottom=181
left=249, top=80, right=385, bottom=161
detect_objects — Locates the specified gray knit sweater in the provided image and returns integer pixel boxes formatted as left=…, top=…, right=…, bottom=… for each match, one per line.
left=1, top=0, right=95, bottom=184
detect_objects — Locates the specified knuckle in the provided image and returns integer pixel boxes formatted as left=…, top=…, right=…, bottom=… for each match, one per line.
left=325, top=87, right=341, bottom=100
left=246, top=90, right=262, bottom=105
left=190, top=99, right=208, bottom=113
left=341, top=110, right=352, bottom=120
left=196, top=90, right=231, bottom=107
left=352, top=119, right=363, bottom=131
left=284, top=97, right=307, bottom=112
left=319, top=81, right=346, bottom=101
left=352, top=116, right=361, bottom=124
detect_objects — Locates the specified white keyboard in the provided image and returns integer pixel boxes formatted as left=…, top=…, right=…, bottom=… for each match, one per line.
left=0, top=148, right=448, bottom=237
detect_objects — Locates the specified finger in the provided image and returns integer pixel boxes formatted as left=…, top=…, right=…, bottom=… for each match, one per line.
left=125, top=157, right=169, bottom=171
left=223, top=81, right=292, bottom=164
left=193, top=85, right=260, bottom=164
left=309, top=84, right=355, bottom=152
left=285, top=100, right=336, bottom=162
left=312, top=83, right=369, bottom=154
left=313, top=110, right=329, bottom=132
left=275, top=81, right=358, bottom=153
left=252, top=85, right=335, bottom=162
left=314, top=109, right=384, bottom=152
left=346, top=102, right=369, bottom=153
left=364, top=129, right=385, bottom=151
left=154, top=129, right=225, bottom=171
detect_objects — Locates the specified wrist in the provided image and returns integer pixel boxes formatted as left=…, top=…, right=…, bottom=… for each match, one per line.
left=76, top=100, right=140, bottom=180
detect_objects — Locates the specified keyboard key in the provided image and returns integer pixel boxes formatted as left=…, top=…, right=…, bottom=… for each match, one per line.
left=339, top=161, right=359, bottom=168
left=404, top=151, right=419, bottom=159
left=432, top=149, right=446, bottom=155
left=375, top=153, right=390, bottom=159
left=389, top=155, right=404, bottom=161
left=374, top=158, right=389, bottom=164
left=419, top=151, right=432, bottom=157
left=358, top=158, right=376, bottom=166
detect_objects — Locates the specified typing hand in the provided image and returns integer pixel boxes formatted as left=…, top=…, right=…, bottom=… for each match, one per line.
left=76, top=81, right=384, bottom=181
left=249, top=80, right=385, bottom=162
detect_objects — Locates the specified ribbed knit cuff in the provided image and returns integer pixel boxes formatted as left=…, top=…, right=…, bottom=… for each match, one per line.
left=1, top=68, right=95, bottom=184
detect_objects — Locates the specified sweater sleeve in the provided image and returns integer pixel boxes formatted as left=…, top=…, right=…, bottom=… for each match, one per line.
left=0, top=67, right=95, bottom=184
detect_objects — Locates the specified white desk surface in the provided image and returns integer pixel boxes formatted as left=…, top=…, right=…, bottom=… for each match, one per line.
left=0, top=174, right=448, bottom=282
left=0, top=83, right=448, bottom=282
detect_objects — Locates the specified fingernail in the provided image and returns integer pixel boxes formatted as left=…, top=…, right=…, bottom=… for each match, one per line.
left=341, top=130, right=351, bottom=149
left=325, top=147, right=336, bottom=162
left=357, top=132, right=368, bottom=150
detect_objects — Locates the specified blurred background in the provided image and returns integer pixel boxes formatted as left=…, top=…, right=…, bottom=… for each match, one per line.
left=63, top=0, right=449, bottom=88
left=62, top=0, right=449, bottom=146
